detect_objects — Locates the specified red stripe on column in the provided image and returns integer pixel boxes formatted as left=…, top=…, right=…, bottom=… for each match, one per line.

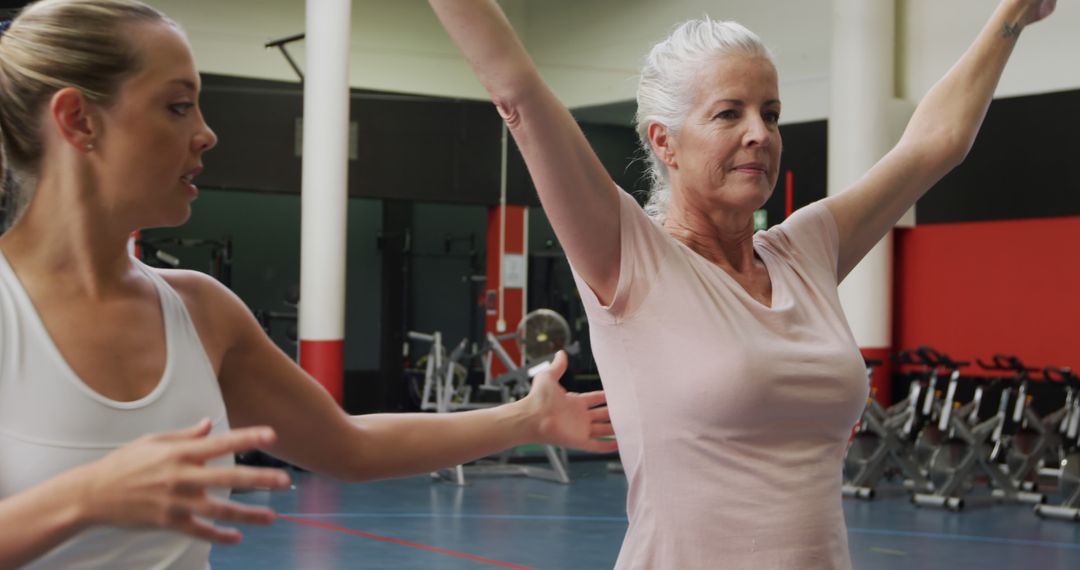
left=860, top=346, right=892, bottom=406
left=300, top=340, right=344, bottom=404
left=485, top=205, right=527, bottom=374
left=784, top=170, right=794, bottom=218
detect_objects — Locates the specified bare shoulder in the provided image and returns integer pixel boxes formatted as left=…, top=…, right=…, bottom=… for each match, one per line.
left=151, top=268, right=252, bottom=368
left=153, top=268, right=240, bottom=312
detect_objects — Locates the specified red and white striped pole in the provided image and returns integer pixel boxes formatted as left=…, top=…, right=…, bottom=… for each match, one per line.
left=298, top=0, right=351, bottom=404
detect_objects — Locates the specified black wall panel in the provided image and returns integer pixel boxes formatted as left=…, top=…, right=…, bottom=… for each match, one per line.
left=509, top=121, right=652, bottom=206
left=198, top=74, right=654, bottom=209
left=353, top=98, right=502, bottom=204
left=199, top=77, right=303, bottom=194
left=762, top=119, right=829, bottom=226
left=917, top=88, right=1080, bottom=224
left=198, top=74, right=507, bottom=204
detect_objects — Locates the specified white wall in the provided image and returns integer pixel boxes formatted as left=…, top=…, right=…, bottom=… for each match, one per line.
left=153, top=0, right=1080, bottom=124
left=521, top=0, right=832, bottom=124
left=149, top=0, right=519, bottom=100
left=900, top=0, right=1080, bottom=101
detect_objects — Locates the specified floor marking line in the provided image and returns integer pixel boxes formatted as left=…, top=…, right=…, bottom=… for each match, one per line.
left=276, top=514, right=536, bottom=569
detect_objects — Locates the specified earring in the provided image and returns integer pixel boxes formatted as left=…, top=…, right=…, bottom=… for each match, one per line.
left=85, top=143, right=95, bottom=151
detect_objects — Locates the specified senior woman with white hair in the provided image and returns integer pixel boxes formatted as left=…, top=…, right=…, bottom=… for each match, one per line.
left=428, top=0, right=1055, bottom=568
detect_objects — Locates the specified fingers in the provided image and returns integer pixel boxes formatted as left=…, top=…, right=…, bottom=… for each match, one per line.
left=590, top=423, right=616, bottom=438
left=169, top=496, right=280, bottom=544
left=176, top=516, right=243, bottom=545
left=588, top=406, right=611, bottom=423
left=154, top=418, right=213, bottom=442
left=577, top=390, right=608, bottom=408
left=528, top=352, right=569, bottom=395
left=180, top=465, right=291, bottom=491
left=181, top=495, right=279, bottom=527
left=543, top=350, right=568, bottom=378
left=178, top=426, right=277, bottom=462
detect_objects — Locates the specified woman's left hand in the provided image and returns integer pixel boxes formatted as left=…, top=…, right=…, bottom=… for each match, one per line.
left=1015, top=0, right=1056, bottom=26
left=523, top=351, right=618, bottom=453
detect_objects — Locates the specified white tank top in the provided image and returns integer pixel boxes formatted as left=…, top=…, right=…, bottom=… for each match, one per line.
left=0, top=251, right=231, bottom=570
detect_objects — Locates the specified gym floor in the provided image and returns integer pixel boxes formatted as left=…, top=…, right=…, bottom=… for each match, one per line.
left=210, top=460, right=1080, bottom=569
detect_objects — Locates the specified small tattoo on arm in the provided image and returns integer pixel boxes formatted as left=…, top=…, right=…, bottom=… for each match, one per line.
left=1000, top=22, right=1023, bottom=39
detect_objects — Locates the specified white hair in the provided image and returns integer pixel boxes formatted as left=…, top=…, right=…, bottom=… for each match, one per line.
left=635, top=18, right=774, bottom=223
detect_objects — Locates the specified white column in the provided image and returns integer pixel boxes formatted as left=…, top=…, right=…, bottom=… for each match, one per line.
left=299, top=0, right=351, bottom=402
left=828, top=0, right=896, bottom=350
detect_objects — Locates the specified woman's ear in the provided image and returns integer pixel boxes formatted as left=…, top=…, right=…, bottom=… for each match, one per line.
left=648, top=122, right=677, bottom=169
left=49, top=87, right=98, bottom=153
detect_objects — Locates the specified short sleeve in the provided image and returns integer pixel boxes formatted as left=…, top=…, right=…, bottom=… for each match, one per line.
left=569, top=188, right=676, bottom=324
left=757, top=201, right=841, bottom=284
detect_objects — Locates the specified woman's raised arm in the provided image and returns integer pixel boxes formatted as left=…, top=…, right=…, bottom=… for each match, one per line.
left=429, top=0, right=623, bottom=303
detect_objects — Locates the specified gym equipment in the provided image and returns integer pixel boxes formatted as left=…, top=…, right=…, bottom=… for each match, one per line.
left=405, top=330, right=473, bottom=413
left=909, top=347, right=953, bottom=471
left=912, top=352, right=1045, bottom=511
left=1035, top=367, right=1080, bottom=522
left=987, top=355, right=1068, bottom=493
left=491, top=331, right=580, bottom=392
left=843, top=358, right=932, bottom=500
left=519, top=308, right=571, bottom=364
left=431, top=309, right=579, bottom=486
left=136, top=236, right=233, bottom=288
left=265, top=33, right=305, bottom=82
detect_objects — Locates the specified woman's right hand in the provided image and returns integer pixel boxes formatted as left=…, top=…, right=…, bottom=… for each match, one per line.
left=76, top=419, right=291, bottom=544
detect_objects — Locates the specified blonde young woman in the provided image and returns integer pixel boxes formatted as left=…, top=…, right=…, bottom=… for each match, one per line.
left=428, top=0, right=1056, bottom=567
left=0, top=1, right=617, bottom=568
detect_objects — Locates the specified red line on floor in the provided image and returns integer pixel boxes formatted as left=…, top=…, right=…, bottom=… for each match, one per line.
left=275, top=514, right=536, bottom=569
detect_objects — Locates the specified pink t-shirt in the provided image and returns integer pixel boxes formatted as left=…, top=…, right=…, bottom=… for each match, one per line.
left=572, top=190, right=868, bottom=569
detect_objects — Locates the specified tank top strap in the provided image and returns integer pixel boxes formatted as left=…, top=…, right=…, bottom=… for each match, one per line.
left=132, top=259, right=217, bottom=380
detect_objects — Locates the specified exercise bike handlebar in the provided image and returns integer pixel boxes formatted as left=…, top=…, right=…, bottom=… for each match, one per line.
left=1044, top=366, right=1079, bottom=385
left=894, top=349, right=923, bottom=366
left=916, top=346, right=943, bottom=364
left=916, top=346, right=968, bottom=370
left=977, top=354, right=1035, bottom=373
left=407, top=331, right=437, bottom=343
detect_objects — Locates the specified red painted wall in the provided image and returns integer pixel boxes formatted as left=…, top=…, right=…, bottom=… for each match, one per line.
left=893, top=216, right=1080, bottom=370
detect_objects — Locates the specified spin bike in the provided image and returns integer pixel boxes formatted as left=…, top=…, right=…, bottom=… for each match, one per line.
left=912, top=354, right=1045, bottom=510
left=843, top=357, right=931, bottom=499
left=1034, top=367, right=1080, bottom=522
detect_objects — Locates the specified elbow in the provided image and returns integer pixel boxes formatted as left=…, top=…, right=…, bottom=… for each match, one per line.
left=489, top=72, right=548, bottom=132
left=901, top=128, right=972, bottom=173
left=492, top=96, right=523, bottom=130
left=943, top=135, right=975, bottom=169
left=938, top=125, right=978, bottom=168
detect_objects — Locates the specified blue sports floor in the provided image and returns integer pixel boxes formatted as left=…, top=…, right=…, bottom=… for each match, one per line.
left=211, top=460, right=1080, bottom=569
